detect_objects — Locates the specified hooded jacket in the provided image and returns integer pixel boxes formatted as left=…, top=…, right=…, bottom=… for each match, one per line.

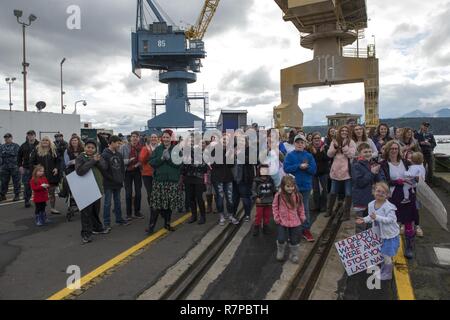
left=363, top=200, right=399, bottom=239
left=102, top=148, right=125, bottom=189
left=75, top=152, right=107, bottom=194
left=283, top=150, right=317, bottom=192
left=30, top=176, right=49, bottom=203
left=18, top=140, right=39, bottom=170
left=351, top=158, right=385, bottom=207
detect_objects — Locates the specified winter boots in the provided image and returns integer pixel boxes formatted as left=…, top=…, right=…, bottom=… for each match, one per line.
left=188, top=213, right=197, bottom=224
left=276, top=241, right=286, bottom=261
left=324, top=194, right=337, bottom=218
left=342, top=196, right=352, bottom=221
left=404, top=235, right=415, bottom=259
left=35, top=211, right=51, bottom=226
left=206, top=194, right=214, bottom=214
left=379, top=263, right=394, bottom=281
left=198, top=213, right=206, bottom=225
left=289, top=244, right=300, bottom=264
left=35, top=214, right=43, bottom=227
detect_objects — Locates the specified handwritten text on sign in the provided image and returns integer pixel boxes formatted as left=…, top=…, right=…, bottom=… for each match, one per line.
left=335, top=228, right=383, bottom=276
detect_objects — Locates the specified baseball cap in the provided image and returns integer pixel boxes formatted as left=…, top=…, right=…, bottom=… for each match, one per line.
left=294, top=134, right=306, bottom=142
left=84, top=139, right=98, bottom=148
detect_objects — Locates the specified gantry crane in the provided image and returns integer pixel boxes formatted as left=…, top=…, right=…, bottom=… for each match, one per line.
left=273, top=0, right=379, bottom=130
left=132, top=0, right=221, bottom=130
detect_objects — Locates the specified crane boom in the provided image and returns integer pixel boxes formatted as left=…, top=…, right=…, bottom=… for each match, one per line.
left=146, top=0, right=166, bottom=23
left=186, top=0, right=221, bottom=40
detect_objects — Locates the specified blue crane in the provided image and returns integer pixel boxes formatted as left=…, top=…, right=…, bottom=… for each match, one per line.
left=132, top=0, right=220, bottom=130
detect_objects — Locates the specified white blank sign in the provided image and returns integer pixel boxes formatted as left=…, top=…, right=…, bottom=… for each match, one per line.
left=66, top=169, right=102, bottom=211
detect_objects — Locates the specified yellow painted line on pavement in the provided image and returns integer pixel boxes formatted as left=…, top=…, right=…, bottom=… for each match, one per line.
left=393, top=236, right=415, bottom=300
left=47, top=213, right=192, bottom=300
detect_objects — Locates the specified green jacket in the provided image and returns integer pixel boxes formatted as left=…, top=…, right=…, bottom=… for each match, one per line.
left=75, top=152, right=107, bottom=194
left=149, top=144, right=181, bottom=183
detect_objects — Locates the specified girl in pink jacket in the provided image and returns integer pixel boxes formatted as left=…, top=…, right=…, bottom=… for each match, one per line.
left=326, top=125, right=356, bottom=220
left=273, top=175, right=306, bottom=263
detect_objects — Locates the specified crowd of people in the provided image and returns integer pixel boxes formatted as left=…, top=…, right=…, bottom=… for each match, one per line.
left=0, top=120, right=437, bottom=280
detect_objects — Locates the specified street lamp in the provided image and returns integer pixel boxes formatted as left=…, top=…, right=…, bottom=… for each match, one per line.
left=5, top=77, right=17, bottom=111
left=73, top=100, right=87, bottom=115
left=60, top=58, right=66, bottom=114
left=14, top=9, right=37, bottom=112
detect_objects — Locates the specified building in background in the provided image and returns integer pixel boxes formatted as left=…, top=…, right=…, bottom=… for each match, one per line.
left=0, top=110, right=80, bottom=141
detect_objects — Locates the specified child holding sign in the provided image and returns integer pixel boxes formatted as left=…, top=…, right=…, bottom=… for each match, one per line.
left=272, top=175, right=306, bottom=263
left=356, top=182, right=399, bottom=280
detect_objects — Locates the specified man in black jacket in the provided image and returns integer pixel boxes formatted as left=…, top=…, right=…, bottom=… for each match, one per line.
left=102, top=135, right=128, bottom=228
left=17, top=130, right=39, bottom=207
left=416, top=122, right=437, bottom=183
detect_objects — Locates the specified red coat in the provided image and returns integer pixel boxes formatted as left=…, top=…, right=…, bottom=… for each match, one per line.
left=30, top=177, right=49, bottom=203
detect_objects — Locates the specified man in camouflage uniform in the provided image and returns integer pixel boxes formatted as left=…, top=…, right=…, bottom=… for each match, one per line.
left=0, top=133, right=21, bottom=202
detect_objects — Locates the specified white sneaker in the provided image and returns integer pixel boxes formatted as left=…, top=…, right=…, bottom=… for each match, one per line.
left=244, top=216, right=250, bottom=222
left=230, top=217, right=239, bottom=225
left=219, top=216, right=226, bottom=226
left=416, top=226, right=424, bottom=237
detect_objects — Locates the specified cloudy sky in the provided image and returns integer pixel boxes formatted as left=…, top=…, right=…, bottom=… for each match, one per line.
left=1, top=0, right=449, bottom=133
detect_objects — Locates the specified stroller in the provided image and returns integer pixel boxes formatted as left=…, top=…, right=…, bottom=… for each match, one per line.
left=59, top=173, right=79, bottom=222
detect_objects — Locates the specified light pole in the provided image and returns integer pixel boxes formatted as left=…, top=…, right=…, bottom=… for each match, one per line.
left=60, top=58, right=66, bottom=114
left=73, top=100, right=87, bottom=115
left=5, top=78, right=16, bottom=111
left=14, top=9, right=37, bottom=112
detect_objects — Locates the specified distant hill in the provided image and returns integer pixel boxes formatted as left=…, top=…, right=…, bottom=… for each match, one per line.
left=303, top=117, right=450, bottom=135
left=402, top=109, right=431, bottom=118
left=401, top=108, right=450, bottom=118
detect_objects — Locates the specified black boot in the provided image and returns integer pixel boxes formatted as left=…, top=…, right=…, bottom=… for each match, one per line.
left=146, top=209, right=159, bottom=234
left=164, top=210, right=174, bottom=231
left=404, top=235, right=415, bottom=259
left=342, top=196, right=352, bottom=221
left=312, top=191, right=320, bottom=212
left=206, top=195, right=213, bottom=214
left=198, top=213, right=206, bottom=225
left=324, top=194, right=337, bottom=218
left=188, top=213, right=197, bottom=224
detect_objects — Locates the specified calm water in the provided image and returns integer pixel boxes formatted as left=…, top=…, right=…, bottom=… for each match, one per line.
left=435, top=135, right=450, bottom=155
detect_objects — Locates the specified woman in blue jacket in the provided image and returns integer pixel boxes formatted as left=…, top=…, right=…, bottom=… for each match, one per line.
left=284, top=134, right=317, bottom=242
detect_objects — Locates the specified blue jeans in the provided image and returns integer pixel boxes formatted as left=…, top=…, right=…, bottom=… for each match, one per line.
left=233, top=182, right=253, bottom=218
left=300, top=190, right=311, bottom=230
left=213, top=182, right=233, bottom=215
left=124, top=170, right=142, bottom=217
left=312, top=174, right=328, bottom=210
left=330, top=179, right=352, bottom=197
left=22, top=169, right=32, bottom=202
left=103, top=188, right=124, bottom=226
left=277, top=225, right=302, bottom=245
